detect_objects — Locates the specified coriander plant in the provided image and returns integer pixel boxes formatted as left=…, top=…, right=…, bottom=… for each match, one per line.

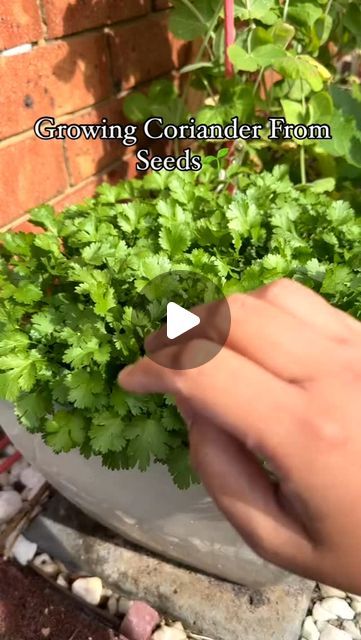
left=0, top=166, right=360, bottom=487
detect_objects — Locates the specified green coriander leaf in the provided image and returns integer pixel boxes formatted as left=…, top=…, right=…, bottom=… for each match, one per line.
left=167, top=447, right=199, bottom=490
left=90, top=411, right=126, bottom=454
left=45, top=410, right=85, bottom=453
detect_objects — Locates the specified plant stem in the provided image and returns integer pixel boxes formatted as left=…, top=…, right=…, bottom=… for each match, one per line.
left=173, top=0, right=223, bottom=153
left=179, top=0, right=214, bottom=58
left=300, top=145, right=307, bottom=184
left=179, top=0, right=223, bottom=112
left=300, top=77, right=307, bottom=184
left=325, top=0, right=333, bottom=15
left=283, top=0, right=290, bottom=22
left=253, top=67, right=264, bottom=95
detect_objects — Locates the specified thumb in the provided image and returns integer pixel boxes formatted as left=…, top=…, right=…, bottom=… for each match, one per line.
left=187, top=416, right=314, bottom=573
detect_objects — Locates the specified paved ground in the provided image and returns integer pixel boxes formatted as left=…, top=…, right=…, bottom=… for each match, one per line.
left=26, top=496, right=315, bottom=640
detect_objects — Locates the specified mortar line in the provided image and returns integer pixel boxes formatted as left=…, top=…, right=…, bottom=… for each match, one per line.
left=38, top=9, right=170, bottom=48
left=0, top=158, right=127, bottom=232
left=36, top=0, right=49, bottom=36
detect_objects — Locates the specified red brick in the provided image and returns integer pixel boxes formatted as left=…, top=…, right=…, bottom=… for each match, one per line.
left=51, top=176, right=101, bottom=210
left=0, top=34, right=112, bottom=140
left=153, top=0, right=172, bottom=9
left=50, top=157, right=135, bottom=208
left=11, top=158, right=135, bottom=227
left=0, top=134, right=68, bottom=225
left=61, top=98, right=127, bottom=184
left=109, top=13, right=190, bottom=90
left=43, top=0, right=150, bottom=39
left=0, top=0, right=42, bottom=51
left=10, top=219, right=44, bottom=233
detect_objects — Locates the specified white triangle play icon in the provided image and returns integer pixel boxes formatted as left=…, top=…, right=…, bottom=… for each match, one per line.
left=167, top=302, right=200, bottom=340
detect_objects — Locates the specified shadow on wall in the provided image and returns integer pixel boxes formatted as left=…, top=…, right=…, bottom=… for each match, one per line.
left=51, top=0, right=191, bottom=185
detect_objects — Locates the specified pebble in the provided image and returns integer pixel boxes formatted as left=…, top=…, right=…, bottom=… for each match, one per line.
left=9, top=459, right=28, bottom=483
left=11, top=534, right=38, bottom=566
left=120, top=601, right=160, bottom=640
left=107, top=595, right=118, bottom=616
left=320, top=624, right=353, bottom=640
left=342, top=620, right=361, bottom=639
left=317, top=622, right=330, bottom=633
left=302, top=615, right=320, bottom=640
left=313, top=603, right=338, bottom=623
left=33, top=553, right=52, bottom=566
left=321, top=598, right=355, bottom=621
left=0, top=490, right=23, bottom=523
left=351, top=602, right=361, bottom=615
left=56, top=574, right=69, bottom=589
left=33, top=553, right=59, bottom=577
left=118, top=597, right=132, bottom=615
left=320, top=586, right=347, bottom=599
left=348, top=595, right=361, bottom=603
left=152, top=626, right=187, bottom=640
left=20, top=467, right=45, bottom=490
left=72, top=577, right=103, bottom=606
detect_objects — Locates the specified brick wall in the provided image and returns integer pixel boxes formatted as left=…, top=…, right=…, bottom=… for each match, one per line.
left=0, top=0, right=190, bottom=231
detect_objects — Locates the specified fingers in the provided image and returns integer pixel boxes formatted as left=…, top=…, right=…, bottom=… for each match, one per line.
left=147, top=289, right=339, bottom=382
left=188, top=416, right=314, bottom=571
left=250, top=279, right=361, bottom=342
left=119, top=340, right=305, bottom=473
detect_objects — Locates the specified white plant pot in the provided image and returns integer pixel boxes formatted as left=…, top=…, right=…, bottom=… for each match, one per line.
left=1, top=401, right=289, bottom=587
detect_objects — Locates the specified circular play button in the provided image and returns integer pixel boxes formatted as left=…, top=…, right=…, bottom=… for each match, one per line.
left=132, top=270, right=231, bottom=370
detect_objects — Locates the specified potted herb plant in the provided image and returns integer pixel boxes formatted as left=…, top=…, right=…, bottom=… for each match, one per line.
left=0, top=164, right=360, bottom=585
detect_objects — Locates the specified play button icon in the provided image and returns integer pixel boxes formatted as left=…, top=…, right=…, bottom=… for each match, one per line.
left=167, top=302, right=200, bottom=340
left=132, top=269, right=231, bottom=370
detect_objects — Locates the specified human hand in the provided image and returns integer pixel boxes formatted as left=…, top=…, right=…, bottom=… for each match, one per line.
left=118, top=279, right=361, bottom=593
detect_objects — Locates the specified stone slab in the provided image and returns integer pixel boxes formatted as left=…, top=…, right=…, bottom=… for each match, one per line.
left=26, top=496, right=314, bottom=640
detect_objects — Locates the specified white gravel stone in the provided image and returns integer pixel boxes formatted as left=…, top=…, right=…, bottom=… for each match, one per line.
left=4, top=445, right=16, bottom=456
left=41, top=562, right=59, bottom=577
left=20, top=467, right=45, bottom=490
left=0, top=490, right=23, bottom=523
left=351, top=602, right=361, bottom=615
left=302, top=615, right=320, bottom=640
left=9, top=459, right=28, bottom=482
left=355, top=614, right=361, bottom=630
left=320, top=586, right=347, bottom=599
left=33, top=553, right=59, bottom=577
left=342, top=620, right=361, bottom=639
left=313, top=602, right=338, bottom=623
left=118, top=597, right=132, bottom=615
left=317, top=622, right=330, bottom=633
left=11, top=534, right=38, bottom=566
left=320, top=623, right=353, bottom=640
left=56, top=574, right=69, bottom=588
left=71, top=577, right=103, bottom=606
left=348, top=595, right=361, bottom=603
left=33, top=553, right=52, bottom=566
left=107, top=595, right=118, bottom=616
left=152, top=625, right=187, bottom=640
left=321, top=598, right=355, bottom=621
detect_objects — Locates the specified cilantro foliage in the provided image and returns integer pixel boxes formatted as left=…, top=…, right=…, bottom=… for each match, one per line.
left=0, top=165, right=360, bottom=488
